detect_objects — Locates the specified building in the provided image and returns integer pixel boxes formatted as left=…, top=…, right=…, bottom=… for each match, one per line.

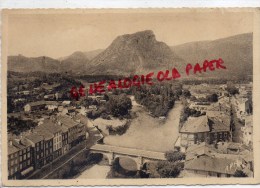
left=24, top=101, right=58, bottom=112
left=180, top=116, right=209, bottom=152
left=184, top=143, right=252, bottom=177
left=24, top=101, right=46, bottom=112
left=61, top=126, right=69, bottom=155
left=184, top=154, right=243, bottom=177
left=74, top=114, right=88, bottom=142
left=180, top=111, right=231, bottom=152
left=241, top=116, right=253, bottom=147
left=12, top=138, right=34, bottom=178
left=25, top=134, right=45, bottom=169
left=44, top=94, right=55, bottom=100
left=8, top=141, right=20, bottom=179
left=34, top=125, right=54, bottom=164
left=189, top=102, right=211, bottom=112
left=234, top=97, right=251, bottom=120
left=57, top=115, right=81, bottom=149
left=207, top=98, right=231, bottom=114
left=42, top=120, right=63, bottom=159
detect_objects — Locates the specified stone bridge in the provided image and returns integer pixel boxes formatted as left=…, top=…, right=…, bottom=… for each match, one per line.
left=89, top=144, right=166, bottom=170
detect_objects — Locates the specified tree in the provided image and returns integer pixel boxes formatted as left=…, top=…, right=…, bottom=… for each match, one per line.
left=234, top=170, right=248, bottom=177
left=182, top=89, right=191, bottom=98
left=156, top=161, right=184, bottom=178
left=165, top=150, right=185, bottom=162
left=107, top=94, right=132, bottom=117
left=226, top=85, right=239, bottom=95
left=206, top=93, right=218, bottom=102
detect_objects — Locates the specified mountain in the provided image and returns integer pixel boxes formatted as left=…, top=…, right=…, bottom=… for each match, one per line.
left=83, top=49, right=104, bottom=60
left=8, top=55, right=61, bottom=73
left=8, top=51, right=91, bottom=74
left=8, top=31, right=252, bottom=79
left=171, top=33, right=253, bottom=78
left=88, top=30, right=185, bottom=75
left=60, top=51, right=90, bottom=72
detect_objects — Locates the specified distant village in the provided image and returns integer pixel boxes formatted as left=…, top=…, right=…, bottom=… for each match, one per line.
left=7, top=72, right=253, bottom=179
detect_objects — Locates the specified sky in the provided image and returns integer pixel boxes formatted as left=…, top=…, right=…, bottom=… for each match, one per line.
left=7, top=10, right=253, bottom=59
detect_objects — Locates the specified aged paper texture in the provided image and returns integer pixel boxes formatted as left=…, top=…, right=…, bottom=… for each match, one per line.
left=1, top=8, right=260, bottom=186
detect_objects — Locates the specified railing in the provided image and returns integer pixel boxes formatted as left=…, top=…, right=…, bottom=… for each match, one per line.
left=90, top=144, right=166, bottom=161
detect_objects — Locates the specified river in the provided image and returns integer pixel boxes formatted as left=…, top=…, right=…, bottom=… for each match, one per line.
left=77, top=164, right=110, bottom=179
left=77, top=95, right=183, bottom=178
left=104, top=96, right=183, bottom=152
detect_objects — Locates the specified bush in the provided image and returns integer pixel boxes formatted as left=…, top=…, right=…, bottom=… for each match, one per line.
left=206, top=93, right=218, bottom=102
left=165, top=151, right=185, bottom=162
left=234, top=170, right=248, bottom=177
left=156, top=161, right=184, bottom=178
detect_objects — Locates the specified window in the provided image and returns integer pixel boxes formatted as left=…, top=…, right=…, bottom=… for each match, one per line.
left=10, top=168, right=14, bottom=175
left=20, top=156, right=22, bottom=161
left=27, top=153, right=30, bottom=158
left=27, top=148, right=30, bottom=152
left=27, top=160, right=30, bottom=166
left=14, top=166, right=18, bottom=172
left=23, top=154, right=26, bottom=160
left=11, top=160, right=14, bottom=166
left=20, top=164, right=22, bottom=169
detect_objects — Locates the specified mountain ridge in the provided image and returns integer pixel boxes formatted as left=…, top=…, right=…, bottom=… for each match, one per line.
left=8, top=31, right=252, bottom=79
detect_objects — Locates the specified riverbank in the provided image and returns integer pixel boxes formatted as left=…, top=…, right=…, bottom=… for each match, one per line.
left=104, top=101, right=183, bottom=152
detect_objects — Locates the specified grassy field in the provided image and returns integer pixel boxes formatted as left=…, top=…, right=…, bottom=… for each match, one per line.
left=104, top=101, right=183, bottom=152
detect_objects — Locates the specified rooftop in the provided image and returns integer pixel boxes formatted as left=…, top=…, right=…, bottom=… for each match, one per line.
left=57, top=115, right=79, bottom=129
left=207, top=111, right=230, bottom=132
left=180, top=116, right=209, bottom=133
left=184, top=155, right=241, bottom=175
left=25, top=133, right=44, bottom=143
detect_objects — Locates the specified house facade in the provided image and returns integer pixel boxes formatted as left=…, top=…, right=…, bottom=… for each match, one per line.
left=180, top=112, right=231, bottom=152
left=25, top=134, right=45, bottom=169
left=8, top=142, right=20, bottom=179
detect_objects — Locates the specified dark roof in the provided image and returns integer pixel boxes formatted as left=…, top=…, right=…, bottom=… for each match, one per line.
left=207, top=111, right=230, bottom=132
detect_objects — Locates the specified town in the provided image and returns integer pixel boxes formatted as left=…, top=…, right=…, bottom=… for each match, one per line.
left=7, top=71, right=253, bottom=179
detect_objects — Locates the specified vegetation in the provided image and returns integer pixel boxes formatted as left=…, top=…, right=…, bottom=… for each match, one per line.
left=234, top=170, right=248, bottom=177
left=106, top=122, right=130, bottom=135
left=180, top=107, right=206, bottom=123
left=206, top=93, right=218, bottom=102
left=134, top=84, right=177, bottom=117
left=107, top=94, right=132, bottom=117
left=87, top=94, right=132, bottom=119
left=8, top=117, right=37, bottom=135
left=156, top=161, right=184, bottom=178
left=165, top=150, right=186, bottom=162
left=226, top=83, right=239, bottom=95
